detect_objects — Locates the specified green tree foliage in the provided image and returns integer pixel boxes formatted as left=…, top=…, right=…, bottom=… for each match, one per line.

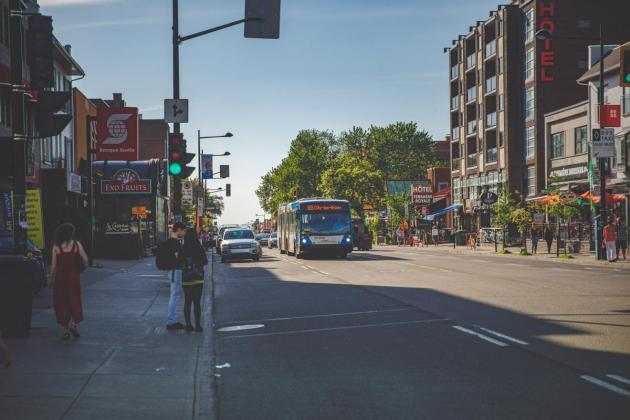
left=492, top=183, right=519, bottom=250
left=511, top=208, right=533, bottom=253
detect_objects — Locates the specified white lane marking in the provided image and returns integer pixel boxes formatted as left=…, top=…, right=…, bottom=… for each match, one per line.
left=452, top=326, right=509, bottom=347
left=226, top=307, right=415, bottom=323
left=475, top=326, right=529, bottom=345
left=607, top=374, right=630, bottom=386
left=400, top=262, right=453, bottom=273
left=580, top=375, right=630, bottom=397
left=216, top=363, right=231, bottom=369
left=223, top=318, right=449, bottom=339
left=218, top=324, right=265, bottom=332
left=136, top=274, right=167, bottom=277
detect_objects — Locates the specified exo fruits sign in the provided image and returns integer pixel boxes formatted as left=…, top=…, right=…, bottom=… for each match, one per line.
left=95, top=107, right=139, bottom=161
left=101, top=168, right=152, bottom=195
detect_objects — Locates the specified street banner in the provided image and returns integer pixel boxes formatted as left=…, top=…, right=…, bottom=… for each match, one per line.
left=411, top=184, right=432, bottom=205
left=100, top=168, right=152, bottom=195
left=25, top=189, right=44, bottom=249
left=201, top=154, right=213, bottom=179
left=95, top=107, right=139, bottom=161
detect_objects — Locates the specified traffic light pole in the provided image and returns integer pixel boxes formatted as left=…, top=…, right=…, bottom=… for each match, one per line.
left=597, top=24, right=607, bottom=260
left=172, top=0, right=182, bottom=219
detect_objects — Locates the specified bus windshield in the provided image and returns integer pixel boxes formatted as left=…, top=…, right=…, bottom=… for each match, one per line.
left=301, top=212, right=350, bottom=235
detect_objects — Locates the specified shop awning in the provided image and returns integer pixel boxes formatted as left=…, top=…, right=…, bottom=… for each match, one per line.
left=433, top=187, right=451, bottom=200
left=579, top=191, right=626, bottom=204
left=424, top=203, right=462, bottom=221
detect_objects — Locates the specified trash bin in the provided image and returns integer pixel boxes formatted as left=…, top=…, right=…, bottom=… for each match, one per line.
left=455, top=230, right=467, bottom=246
left=0, top=255, right=39, bottom=338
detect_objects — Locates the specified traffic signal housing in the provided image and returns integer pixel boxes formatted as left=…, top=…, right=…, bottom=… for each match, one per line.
left=620, top=45, right=630, bottom=88
left=244, top=0, right=280, bottom=39
left=225, top=184, right=231, bottom=197
left=168, top=133, right=185, bottom=176
left=220, top=164, right=229, bottom=178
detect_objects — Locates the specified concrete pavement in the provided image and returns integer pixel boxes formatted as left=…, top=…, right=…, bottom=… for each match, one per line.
left=0, top=256, right=215, bottom=420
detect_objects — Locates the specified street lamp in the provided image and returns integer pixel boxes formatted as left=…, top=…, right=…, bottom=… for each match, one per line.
left=535, top=25, right=608, bottom=259
left=198, top=130, right=233, bottom=182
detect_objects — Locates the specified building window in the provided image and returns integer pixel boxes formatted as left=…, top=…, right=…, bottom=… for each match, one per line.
left=498, top=94, right=504, bottom=111
left=0, top=6, right=9, bottom=47
left=498, top=57, right=504, bottom=74
left=0, top=89, right=9, bottom=126
left=574, top=126, right=587, bottom=154
left=498, top=19, right=504, bottom=37
left=524, top=47, right=534, bottom=81
left=525, top=126, right=535, bottom=158
left=551, top=132, right=565, bottom=158
left=525, top=166, right=536, bottom=196
left=499, top=132, right=504, bottom=147
left=614, top=134, right=626, bottom=169
left=524, top=87, right=535, bottom=120
left=623, top=87, right=630, bottom=115
left=524, top=9, right=534, bottom=43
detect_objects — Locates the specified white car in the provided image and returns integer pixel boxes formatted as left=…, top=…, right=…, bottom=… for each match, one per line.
left=220, top=228, right=262, bottom=263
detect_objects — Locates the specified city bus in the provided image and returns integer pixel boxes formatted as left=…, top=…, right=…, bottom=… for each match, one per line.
left=278, top=198, right=353, bottom=258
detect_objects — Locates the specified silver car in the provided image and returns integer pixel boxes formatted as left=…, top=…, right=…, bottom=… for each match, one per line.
left=220, top=229, right=262, bottom=263
left=267, top=232, right=278, bottom=249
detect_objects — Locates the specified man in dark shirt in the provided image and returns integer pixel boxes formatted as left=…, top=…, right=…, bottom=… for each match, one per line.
left=166, top=222, right=187, bottom=330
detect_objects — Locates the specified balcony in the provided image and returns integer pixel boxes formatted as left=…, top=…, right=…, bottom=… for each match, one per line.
left=451, top=127, right=460, bottom=140
left=486, top=147, right=497, bottom=163
left=466, top=86, right=477, bottom=103
left=486, top=112, right=497, bottom=128
left=467, top=153, right=478, bottom=168
left=451, top=64, right=459, bottom=80
left=485, top=76, right=496, bottom=93
left=452, top=159, right=461, bottom=171
left=451, top=95, right=459, bottom=110
left=485, top=39, right=496, bottom=58
left=466, top=120, right=477, bottom=135
left=466, top=53, right=476, bottom=70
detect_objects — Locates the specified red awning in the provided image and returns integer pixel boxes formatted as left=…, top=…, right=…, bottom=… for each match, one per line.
left=433, top=187, right=451, bottom=199
left=580, top=191, right=626, bottom=204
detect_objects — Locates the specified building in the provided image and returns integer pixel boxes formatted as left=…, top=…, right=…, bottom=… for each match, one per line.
left=447, top=0, right=630, bottom=231
left=139, top=118, right=168, bottom=160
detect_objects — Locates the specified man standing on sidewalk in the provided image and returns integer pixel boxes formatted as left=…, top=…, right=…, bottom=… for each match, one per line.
left=602, top=218, right=617, bottom=263
left=166, top=222, right=187, bottom=330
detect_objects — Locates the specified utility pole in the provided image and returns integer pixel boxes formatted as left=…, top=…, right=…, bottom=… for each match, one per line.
left=597, top=23, right=607, bottom=260
left=172, top=0, right=182, bottom=219
left=86, top=116, right=95, bottom=266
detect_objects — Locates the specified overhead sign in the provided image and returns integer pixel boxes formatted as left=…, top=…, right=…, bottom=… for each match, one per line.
left=164, top=99, right=189, bottom=123
left=201, top=154, right=213, bottom=180
left=591, top=128, right=615, bottom=158
left=182, top=180, right=193, bottom=205
left=25, top=189, right=44, bottom=249
left=67, top=172, right=82, bottom=194
left=95, top=107, right=139, bottom=161
left=100, top=168, right=152, bottom=195
left=411, top=184, right=433, bottom=205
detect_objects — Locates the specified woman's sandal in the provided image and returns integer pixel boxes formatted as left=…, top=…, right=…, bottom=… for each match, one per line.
left=69, top=326, right=80, bottom=338
left=62, top=331, right=71, bottom=341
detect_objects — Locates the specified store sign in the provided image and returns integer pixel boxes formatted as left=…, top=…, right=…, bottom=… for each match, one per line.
left=411, top=184, right=433, bottom=205
left=101, top=168, right=152, bottom=194
left=67, top=172, right=82, bottom=194
left=131, top=206, right=148, bottom=219
left=539, top=0, right=555, bottom=82
left=104, top=222, right=131, bottom=235
left=0, top=191, right=14, bottom=239
left=479, top=191, right=498, bottom=205
left=599, top=104, right=621, bottom=127
left=25, top=189, right=44, bottom=249
left=591, top=128, right=615, bottom=158
left=549, top=163, right=588, bottom=181
left=95, top=107, right=139, bottom=161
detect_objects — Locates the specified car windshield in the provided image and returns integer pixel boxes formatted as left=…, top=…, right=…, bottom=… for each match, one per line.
left=301, top=212, right=350, bottom=235
left=271, top=233, right=277, bottom=238
left=224, top=230, right=255, bottom=240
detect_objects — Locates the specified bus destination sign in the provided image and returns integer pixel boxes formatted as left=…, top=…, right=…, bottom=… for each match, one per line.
left=304, top=204, right=345, bottom=212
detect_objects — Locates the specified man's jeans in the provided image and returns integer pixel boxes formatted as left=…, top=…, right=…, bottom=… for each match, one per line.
left=167, top=269, right=183, bottom=325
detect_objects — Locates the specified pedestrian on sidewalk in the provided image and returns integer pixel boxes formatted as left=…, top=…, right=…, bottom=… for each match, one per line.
left=544, top=225, right=553, bottom=254
left=602, top=218, right=617, bottom=262
left=166, top=222, right=187, bottom=330
left=616, top=223, right=627, bottom=260
left=530, top=227, right=539, bottom=254
left=396, top=227, right=404, bottom=246
left=181, top=229, right=208, bottom=332
left=49, top=223, right=88, bottom=341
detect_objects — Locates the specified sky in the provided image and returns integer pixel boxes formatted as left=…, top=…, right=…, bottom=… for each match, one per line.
left=40, top=0, right=499, bottom=225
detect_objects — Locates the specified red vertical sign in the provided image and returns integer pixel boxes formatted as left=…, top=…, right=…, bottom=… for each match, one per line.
left=95, top=107, right=139, bottom=161
left=539, top=1, right=555, bottom=82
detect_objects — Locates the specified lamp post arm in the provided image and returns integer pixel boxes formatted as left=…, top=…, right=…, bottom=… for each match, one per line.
left=179, top=17, right=262, bottom=43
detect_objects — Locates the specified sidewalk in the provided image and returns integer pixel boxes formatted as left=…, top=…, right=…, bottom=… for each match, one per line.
left=0, top=255, right=216, bottom=420
left=376, top=243, right=630, bottom=270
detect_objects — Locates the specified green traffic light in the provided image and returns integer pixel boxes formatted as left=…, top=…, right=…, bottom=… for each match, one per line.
left=169, top=162, right=183, bottom=176
left=625, top=73, right=630, bottom=83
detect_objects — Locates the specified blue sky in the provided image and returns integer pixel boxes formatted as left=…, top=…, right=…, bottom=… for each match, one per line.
left=40, top=0, right=499, bottom=224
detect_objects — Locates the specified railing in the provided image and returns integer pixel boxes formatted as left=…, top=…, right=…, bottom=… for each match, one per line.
left=466, top=53, right=476, bottom=70
left=485, top=76, right=496, bottom=92
left=451, top=64, right=459, bottom=79
left=452, top=159, right=461, bottom=171
left=486, top=147, right=497, bottom=163
left=467, top=120, right=477, bottom=135
left=467, top=86, right=476, bottom=102
left=451, top=126, right=460, bottom=140
left=485, top=39, right=496, bottom=57
left=486, top=112, right=497, bottom=128
left=467, top=153, right=478, bottom=167
left=451, top=95, right=459, bottom=110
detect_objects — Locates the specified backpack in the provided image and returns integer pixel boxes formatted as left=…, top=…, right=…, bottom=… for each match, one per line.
left=155, top=240, right=178, bottom=271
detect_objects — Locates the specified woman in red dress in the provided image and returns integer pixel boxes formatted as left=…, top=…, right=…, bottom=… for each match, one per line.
left=48, top=224, right=88, bottom=340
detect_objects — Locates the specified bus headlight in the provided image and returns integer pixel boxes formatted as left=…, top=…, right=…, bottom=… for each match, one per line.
left=345, top=237, right=352, bottom=243
left=302, top=238, right=307, bottom=244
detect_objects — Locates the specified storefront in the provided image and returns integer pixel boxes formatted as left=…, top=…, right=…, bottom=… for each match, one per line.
left=93, top=160, right=168, bottom=259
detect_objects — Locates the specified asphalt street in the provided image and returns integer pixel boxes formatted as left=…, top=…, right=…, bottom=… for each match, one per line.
left=213, top=246, right=630, bottom=420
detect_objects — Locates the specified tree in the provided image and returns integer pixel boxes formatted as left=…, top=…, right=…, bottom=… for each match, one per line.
left=492, top=183, right=518, bottom=250
left=511, top=207, right=532, bottom=254
left=181, top=179, right=224, bottom=229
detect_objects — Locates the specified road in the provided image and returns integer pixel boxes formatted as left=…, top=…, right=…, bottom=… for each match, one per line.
left=213, top=246, right=630, bottom=420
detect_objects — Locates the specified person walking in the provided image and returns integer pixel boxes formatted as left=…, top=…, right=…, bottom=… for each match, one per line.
left=181, top=229, right=208, bottom=332
left=166, top=222, right=187, bottom=330
left=544, top=225, right=553, bottom=254
left=396, top=227, right=404, bottom=246
left=616, top=223, right=627, bottom=260
left=49, top=223, right=88, bottom=340
left=530, top=227, right=540, bottom=254
left=602, top=218, right=617, bottom=262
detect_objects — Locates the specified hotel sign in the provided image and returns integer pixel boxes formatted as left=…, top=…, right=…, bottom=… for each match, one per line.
left=411, top=184, right=433, bottom=205
left=539, top=0, right=555, bottom=82
left=101, top=168, right=152, bottom=195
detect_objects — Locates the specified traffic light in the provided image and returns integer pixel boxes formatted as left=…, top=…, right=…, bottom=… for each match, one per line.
left=168, top=133, right=185, bottom=176
left=225, top=184, right=231, bottom=197
left=35, top=91, right=72, bottom=137
left=620, top=45, right=630, bottom=88
left=28, top=15, right=54, bottom=89
left=220, top=164, right=229, bottom=178
left=244, top=0, right=280, bottom=39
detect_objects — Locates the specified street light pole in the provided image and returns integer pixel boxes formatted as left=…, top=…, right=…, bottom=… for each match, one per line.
left=172, top=0, right=182, bottom=219
left=597, top=23, right=607, bottom=260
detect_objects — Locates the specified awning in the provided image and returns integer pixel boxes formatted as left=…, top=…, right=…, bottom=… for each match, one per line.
left=424, top=203, right=462, bottom=221
left=579, top=191, right=626, bottom=204
left=433, top=187, right=451, bottom=200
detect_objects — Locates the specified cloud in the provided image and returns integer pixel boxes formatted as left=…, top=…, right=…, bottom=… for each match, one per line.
left=38, top=0, right=122, bottom=6
left=55, top=15, right=166, bottom=33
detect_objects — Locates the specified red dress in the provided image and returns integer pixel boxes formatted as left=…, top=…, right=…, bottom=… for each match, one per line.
left=53, top=242, right=83, bottom=326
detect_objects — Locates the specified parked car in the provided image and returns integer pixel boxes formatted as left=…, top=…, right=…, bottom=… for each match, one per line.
left=256, top=232, right=270, bottom=247
left=352, top=218, right=373, bottom=251
left=216, top=224, right=240, bottom=253
left=267, top=232, right=278, bottom=249
left=220, top=229, right=262, bottom=263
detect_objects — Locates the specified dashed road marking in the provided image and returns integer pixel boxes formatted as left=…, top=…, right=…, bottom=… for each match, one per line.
left=452, top=325, right=509, bottom=347
left=475, top=326, right=529, bottom=345
left=580, top=375, right=630, bottom=397
left=224, top=307, right=416, bottom=324
left=607, top=374, right=630, bottom=386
